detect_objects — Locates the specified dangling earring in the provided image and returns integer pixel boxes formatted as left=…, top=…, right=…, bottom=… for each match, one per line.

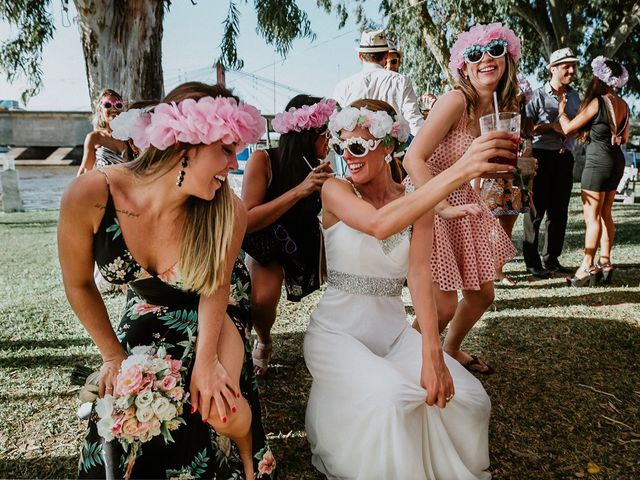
left=176, top=156, right=188, bottom=187
left=385, top=153, right=393, bottom=164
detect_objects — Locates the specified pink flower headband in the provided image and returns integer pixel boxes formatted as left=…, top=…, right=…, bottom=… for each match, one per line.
left=110, top=96, right=266, bottom=151
left=449, top=22, right=521, bottom=79
left=271, top=98, right=337, bottom=134
left=591, top=56, right=628, bottom=89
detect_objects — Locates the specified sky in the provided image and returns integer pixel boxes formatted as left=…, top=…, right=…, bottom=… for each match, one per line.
left=0, top=1, right=384, bottom=113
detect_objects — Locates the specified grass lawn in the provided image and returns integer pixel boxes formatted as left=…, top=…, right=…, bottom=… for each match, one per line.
left=0, top=185, right=638, bottom=479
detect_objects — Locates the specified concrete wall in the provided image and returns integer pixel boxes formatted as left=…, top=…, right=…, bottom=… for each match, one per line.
left=0, top=111, right=92, bottom=147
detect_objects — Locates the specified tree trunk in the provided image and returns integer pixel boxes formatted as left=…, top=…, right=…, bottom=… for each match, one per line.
left=410, top=0, right=454, bottom=85
left=73, top=0, right=165, bottom=106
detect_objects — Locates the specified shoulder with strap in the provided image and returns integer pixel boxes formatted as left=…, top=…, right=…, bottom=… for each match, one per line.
left=602, top=95, right=628, bottom=145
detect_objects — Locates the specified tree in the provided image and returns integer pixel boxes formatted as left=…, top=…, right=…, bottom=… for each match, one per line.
left=378, top=0, right=640, bottom=98
left=0, top=0, right=314, bottom=104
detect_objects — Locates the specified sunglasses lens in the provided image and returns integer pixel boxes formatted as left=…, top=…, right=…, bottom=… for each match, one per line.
left=102, top=102, right=112, bottom=109
left=488, top=44, right=506, bottom=58
left=348, top=142, right=367, bottom=157
left=466, top=50, right=483, bottom=63
left=332, top=143, right=344, bottom=156
left=389, top=59, right=398, bottom=65
left=114, top=102, right=124, bottom=110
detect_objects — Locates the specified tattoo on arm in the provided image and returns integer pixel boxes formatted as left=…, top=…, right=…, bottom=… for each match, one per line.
left=93, top=203, right=140, bottom=218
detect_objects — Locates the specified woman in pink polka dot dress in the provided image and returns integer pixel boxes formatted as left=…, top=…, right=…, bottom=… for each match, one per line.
left=404, top=23, right=521, bottom=374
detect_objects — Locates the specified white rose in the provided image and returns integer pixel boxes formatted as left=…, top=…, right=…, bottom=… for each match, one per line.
left=135, top=390, right=154, bottom=409
left=149, top=418, right=162, bottom=436
left=114, top=395, right=130, bottom=411
left=95, top=395, right=114, bottom=419
left=152, top=397, right=177, bottom=421
left=96, top=416, right=115, bottom=441
left=136, top=405, right=155, bottom=423
left=369, top=111, right=393, bottom=139
left=150, top=357, right=169, bottom=374
left=130, top=345, right=154, bottom=356
left=120, top=354, right=149, bottom=372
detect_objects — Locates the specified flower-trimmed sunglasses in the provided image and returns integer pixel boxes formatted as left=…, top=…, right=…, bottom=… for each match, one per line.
left=330, top=136, right=383, bottom=157
left=101, top=99, right=125, bottom=110
left=463, top=39, right=508, bottom=64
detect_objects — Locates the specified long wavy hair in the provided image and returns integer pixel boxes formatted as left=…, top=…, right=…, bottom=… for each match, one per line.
left=348, top=98, right=405, bottom=183
left=271, top=94, right=327, bottom=194
left=455, top=55, right=520, bottom=125
left=124, top=82, right=237, bottom=296
left=575, top=60, right=623, bottom=142
left=92, top=89, right=123, bottom=130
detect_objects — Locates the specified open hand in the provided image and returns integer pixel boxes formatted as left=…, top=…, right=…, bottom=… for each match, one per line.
left=438, top=203, right=484, bottom=220
left=190, top=356, right=239, bottom=423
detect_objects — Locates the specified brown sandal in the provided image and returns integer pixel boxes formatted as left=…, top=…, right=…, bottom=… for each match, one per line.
left=462, top=355, right=495, bottom=375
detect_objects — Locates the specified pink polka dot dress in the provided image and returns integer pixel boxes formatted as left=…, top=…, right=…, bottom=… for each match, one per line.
left=413, top=91, right=516, bottom=291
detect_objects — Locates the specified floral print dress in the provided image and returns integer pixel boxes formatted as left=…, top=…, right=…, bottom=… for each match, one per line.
left=78, top=173, right=276, bottom=479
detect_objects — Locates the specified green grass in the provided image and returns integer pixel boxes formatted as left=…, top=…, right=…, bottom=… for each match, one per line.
left=1, top=186, right=639, bottom=479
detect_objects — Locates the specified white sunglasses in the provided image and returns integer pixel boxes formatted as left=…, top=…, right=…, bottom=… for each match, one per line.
left=330, top=137, right=383, bottom=157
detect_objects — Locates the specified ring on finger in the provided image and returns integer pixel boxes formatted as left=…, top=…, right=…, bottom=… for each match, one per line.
left=446, top=394, right=454, bottom=402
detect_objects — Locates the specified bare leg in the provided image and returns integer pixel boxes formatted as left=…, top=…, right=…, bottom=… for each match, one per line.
left=246, top=255, right=284, bottom=375
left=496, top=215, right=518, bottom=284
left=412, top=283, right=457, bottom=333
left=577, top=189, right=605, bottom=276
left=443, top=281, right=495, bottom=372
left=597, top=190, right=617, bottom=264
left=206, top=314, right=255, bottom=478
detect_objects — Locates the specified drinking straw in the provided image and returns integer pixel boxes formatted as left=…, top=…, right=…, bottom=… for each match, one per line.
left=493, top=91, right=500, bottom=123
left=302, top=155, right=315, bottom=171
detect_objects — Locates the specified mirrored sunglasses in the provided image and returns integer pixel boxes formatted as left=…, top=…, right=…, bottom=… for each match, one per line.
left=330, top=137, right=383, bottom=157
left=463, top=40, right=507, bottom=64
left=102, top=100, right=125, bottom=110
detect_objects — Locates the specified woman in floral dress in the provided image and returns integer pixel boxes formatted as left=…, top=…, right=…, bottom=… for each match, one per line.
left=59, top=82, right=276, bottom=479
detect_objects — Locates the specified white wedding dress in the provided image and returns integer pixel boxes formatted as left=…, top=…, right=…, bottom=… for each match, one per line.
left=304, top=217, right=492, bottom=480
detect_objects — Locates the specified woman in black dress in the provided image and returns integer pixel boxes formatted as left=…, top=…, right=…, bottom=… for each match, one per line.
left=59, top=82, right=277, bottom=478
left=241, top=95, right=335, bottom=376
left=558, top=57, right=630, bottom=286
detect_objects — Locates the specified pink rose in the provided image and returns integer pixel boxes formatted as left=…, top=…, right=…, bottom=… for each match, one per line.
left=161, top=375, right=178, bottom=391
left=116, top=365, right=144, bottom=395
left=122, top=418, right=139, bottom=436
left=258, top=449, right=276, bottom=476
left=168, top=386, right=184, bottom=402
left=169, top=359, right=182, bottom=374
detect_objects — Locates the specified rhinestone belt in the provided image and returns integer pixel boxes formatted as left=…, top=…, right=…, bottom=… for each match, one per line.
left=326, top=270, right=404, bottom=297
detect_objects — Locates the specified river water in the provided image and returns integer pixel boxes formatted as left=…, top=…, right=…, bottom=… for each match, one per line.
left=1, top=166, right=244, bottom=212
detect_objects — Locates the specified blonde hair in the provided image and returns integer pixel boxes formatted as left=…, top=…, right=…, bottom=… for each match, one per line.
left=348, top=98, right=405, bottom=183
left=125, top=82, right=237, bottom=296
left=92, top=89, right=123, bottom=130
left=455, top=55, right=520, bottom=124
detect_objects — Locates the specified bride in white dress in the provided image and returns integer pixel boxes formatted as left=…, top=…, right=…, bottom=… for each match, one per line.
left=304, top=99, right=518, bottom=479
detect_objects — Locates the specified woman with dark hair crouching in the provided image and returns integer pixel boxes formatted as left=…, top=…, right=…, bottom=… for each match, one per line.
left=241, top=94, right=335, bottom=376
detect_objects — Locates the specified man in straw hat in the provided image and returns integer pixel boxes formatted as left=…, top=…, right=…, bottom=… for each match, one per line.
left=332, top=29, right=424, bottom=136
left=523, top=47, right=581, bottom=278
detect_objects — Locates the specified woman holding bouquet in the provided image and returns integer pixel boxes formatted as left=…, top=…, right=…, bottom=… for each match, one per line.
left=59, top=82, right=276, bottom=478
left=404, top=23, right=520, bottom=374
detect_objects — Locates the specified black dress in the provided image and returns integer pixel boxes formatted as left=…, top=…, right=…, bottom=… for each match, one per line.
left=242, top=149, right=322, bottom=301
left=78, top=171, right=277, bottom=479
left=582, top=97, right=627, bottom=192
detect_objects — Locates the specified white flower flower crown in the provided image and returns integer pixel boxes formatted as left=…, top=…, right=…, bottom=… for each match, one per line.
left=328, top=106, right=411, bottom=156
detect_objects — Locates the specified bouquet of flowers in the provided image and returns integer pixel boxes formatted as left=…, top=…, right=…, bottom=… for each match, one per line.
left=95, top=345, right=188, bottom=478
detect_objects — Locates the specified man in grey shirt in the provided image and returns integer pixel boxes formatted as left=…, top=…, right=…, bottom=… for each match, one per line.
left=523, top=48, right=581, bottom=278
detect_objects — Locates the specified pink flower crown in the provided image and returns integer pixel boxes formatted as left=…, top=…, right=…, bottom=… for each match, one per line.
left=591, top=56, right=629, bottom=89
left=111, top=96, right=266, bottom=152
left=271, top=98, right=337, bottom=134
left=449, top=23, right=521, bottom=79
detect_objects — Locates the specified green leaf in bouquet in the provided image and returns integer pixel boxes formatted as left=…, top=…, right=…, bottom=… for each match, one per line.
left=161, top=423, right=176, bottom=444
left=126, top=396, right=135, bottom=408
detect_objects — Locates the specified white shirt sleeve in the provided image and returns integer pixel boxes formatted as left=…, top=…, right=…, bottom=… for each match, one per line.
left=332, top=80, right=348, bottom=108
left=401, top=77, right=425, bottom=136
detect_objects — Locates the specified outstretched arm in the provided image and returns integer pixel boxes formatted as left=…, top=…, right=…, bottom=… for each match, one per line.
left=559, top=97, right=598, bottom=135
left=322, top=130, right=516, bottom=239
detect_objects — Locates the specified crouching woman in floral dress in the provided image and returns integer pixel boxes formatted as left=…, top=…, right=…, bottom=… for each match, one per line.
left=58, top=82, right=277, bottom=479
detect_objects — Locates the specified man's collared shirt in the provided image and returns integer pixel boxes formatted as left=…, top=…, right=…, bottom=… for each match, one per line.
left=332, top=62, right=425, bottom=136
left=526, top=81, right=580, bottom=151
